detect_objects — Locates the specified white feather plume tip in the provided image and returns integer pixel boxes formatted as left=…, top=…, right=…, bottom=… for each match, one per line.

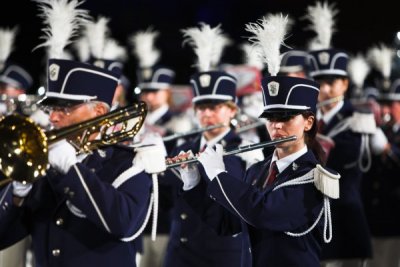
left=73, top=36, right=90, bottom=62
left=348, top=54, right=370, bottom=89
left=367, top=43, right=394, bottom=79
left=129, top=28, right=160, bottom=68
left=0, top=27, right=18, bottom=63
left=245, top=14, right=289, bottom=76
left=181, top=23, right=229, bottom=72
left=304, top=1, right=338, bottom=50
left=34, top=0, right=89, bottom=59
left=241, top=43, right=264, bottom=70
left=103, top=38, right=127, bottom=61
left=85, top=16, right=110, bottom=60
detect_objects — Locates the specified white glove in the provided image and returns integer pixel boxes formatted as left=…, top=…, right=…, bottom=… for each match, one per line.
left=133, top=132, right=167, bottom=174
left=177, top=151, right=200, bottom=190
left=12, top=181, right=33, bottom=198
left=237, top=140, right=264, bottom=168
left=197, top=144, right=226, bottom=180
left=48, top=139, right=78, bottom=174
left=370, top=128, right=389, bottom=155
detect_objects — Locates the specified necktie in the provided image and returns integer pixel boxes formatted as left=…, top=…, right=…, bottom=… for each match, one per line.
left=317, top=119, right=325, bottom=133
left=263, top=161, right=279, bottom=188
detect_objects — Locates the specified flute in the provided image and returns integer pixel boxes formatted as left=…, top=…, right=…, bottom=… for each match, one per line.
left=165, top=135, right=297, bottom=168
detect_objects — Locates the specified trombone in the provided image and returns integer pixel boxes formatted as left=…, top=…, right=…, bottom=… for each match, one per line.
left=0, top=101, right=147, bottom=186
left=165, top=135, right=297, bottom=168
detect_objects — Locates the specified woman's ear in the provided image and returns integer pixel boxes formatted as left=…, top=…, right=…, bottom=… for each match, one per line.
left=94, top=103, right=108, bottom=116
left=304, top=116, right=315, bottom=131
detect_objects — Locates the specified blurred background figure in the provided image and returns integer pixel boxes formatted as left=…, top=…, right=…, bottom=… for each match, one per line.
left=304, top=2, right=373, bottom=266
left=278, top=49, right=309, bottom=78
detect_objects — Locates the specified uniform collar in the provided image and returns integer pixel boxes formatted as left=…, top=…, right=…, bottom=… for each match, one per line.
left=200, top=128, right=230, bottom=149
left=318, top=99, right=344, bottom=124
left=271, top=145, right=308, bottom=173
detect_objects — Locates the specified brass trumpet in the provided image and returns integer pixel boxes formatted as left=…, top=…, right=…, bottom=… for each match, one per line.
left=165, top=135, right=297, bottom=168
left=0, top=101, right=147, bottom=186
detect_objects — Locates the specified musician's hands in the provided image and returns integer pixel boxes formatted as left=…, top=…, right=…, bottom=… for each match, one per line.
left=370, top=128, right=389, bottom=155
left=12, top=181, right=33, bottom=198
left=197, top=144, right=226, bottom=181
left=48, top=139, right=78, bottom=174
left=134, top=133, right=167, bottom=174
left=177, top=151, right=200, bottom=190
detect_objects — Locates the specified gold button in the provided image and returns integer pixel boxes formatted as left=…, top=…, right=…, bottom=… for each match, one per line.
left=56, top=218, right=64, bottom=226
left=52, top=249, right=61, bottom=256
left=180, top=213, right=187, bottom=220
left=180, top=237, right=188, bottom=243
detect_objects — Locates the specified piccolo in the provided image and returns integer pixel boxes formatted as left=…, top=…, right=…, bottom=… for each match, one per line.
left=162, top=123, right=225, bottom=142
left=165, top=135, right=297, bottom=168
left=316, top=96, right=344, bottom=108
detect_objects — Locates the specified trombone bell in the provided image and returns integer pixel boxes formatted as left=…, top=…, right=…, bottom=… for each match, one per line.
left=0, top=114, right=48, bottom=185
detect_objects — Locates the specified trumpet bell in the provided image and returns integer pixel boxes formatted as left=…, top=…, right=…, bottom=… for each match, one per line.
left=0, top=114, right=48, bottom=185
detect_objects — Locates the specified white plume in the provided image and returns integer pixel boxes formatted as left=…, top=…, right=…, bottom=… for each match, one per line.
left=34, top=0, right=89, bottom=59
left=348, top=54, right=370, bottom=89
left=245, top=13, right=289, bottom=76
left=0, top=27, right=18, bottom=64
left=73, top=35, right=90, bottom=62
left=85, top=16, right=110, bottom=60
left=241, top=43, right=264, bottom=70
left=304, top=1, right=338, bottom=50
left=367, top=43, right=394, bottom=79
left=181, top=23, right=229, bottom=72
left=103, top=38, right=127, bottom=61
left=129, top=28, right=160, bottom=68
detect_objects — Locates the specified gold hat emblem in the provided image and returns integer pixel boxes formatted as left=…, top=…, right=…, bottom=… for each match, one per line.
left=268, top=81, right=279, bottom=96
left=49, top=63, right=60, bottom=81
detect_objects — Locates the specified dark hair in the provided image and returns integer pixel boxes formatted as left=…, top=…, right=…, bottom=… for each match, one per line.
left=301, top=111, right=326, bottom=165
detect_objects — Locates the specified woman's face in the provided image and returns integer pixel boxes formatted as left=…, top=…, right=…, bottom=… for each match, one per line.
left=316, top=78, right=348, bottom=112
left=195, top=102, right=236, bottom=140
left=266, top=113, right=314, bottom=158
left=140, top=90, right=170, bottom=111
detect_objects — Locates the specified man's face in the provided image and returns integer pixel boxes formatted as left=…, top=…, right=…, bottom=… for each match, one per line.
left=46, top=103, right=98, bottom=129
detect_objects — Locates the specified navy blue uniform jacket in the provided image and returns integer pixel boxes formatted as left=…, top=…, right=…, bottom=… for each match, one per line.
left=183, top=149, right=325, bottom=267
left=0, top=145, right=152, bottom=267
left=163, top=130, right=246, bottom=267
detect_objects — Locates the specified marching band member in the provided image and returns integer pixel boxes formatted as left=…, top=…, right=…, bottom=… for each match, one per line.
left=278, top=49, right=309, bottom=79
left=362, top=77, right=400, bottom=267
left=305, top=2, right=373, bottom=266
left=0, top=25, right=34, bottom=267
left=178, top=14, right=340, bottom=267
left=162, top=23, right=247, bottom=267
left=0, top=1, right=152, bottom=266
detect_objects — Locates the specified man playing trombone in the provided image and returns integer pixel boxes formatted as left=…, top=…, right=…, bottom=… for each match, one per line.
left=0, top=1, right=153, bottom=266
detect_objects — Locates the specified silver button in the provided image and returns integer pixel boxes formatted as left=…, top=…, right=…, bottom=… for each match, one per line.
left=180, top=213, right=188, bottom=220
left=52, top=249, right=61, bottom=256
left=180, top=237, right=188, bottom=243
left=69, top=191, right=75, bottom=198
left=63, top=187, right=70, bottom=194
left=90, top=168, right=96, bottom=173
left=56, top=218, right=64, bottom=226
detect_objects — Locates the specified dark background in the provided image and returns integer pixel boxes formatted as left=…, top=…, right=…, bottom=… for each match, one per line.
left=1, top=0, right=400, bottom=94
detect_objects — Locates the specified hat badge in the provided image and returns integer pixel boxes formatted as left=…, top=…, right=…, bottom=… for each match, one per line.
left=142, top=68, right=153, bottom=80
left=49, top=63, right=60, bottom=81
left=267, top=81, right=279, bottom=96
left=199, top=74, right=211, bottom=87
left=318, top=52, right=330, bottom=65
left=94, top=60, right=105, bottom=69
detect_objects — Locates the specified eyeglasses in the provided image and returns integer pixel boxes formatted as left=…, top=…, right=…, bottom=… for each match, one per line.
left=264, top=112, right=301, bottom=122
left=40, top=103, right=86, bottom=116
